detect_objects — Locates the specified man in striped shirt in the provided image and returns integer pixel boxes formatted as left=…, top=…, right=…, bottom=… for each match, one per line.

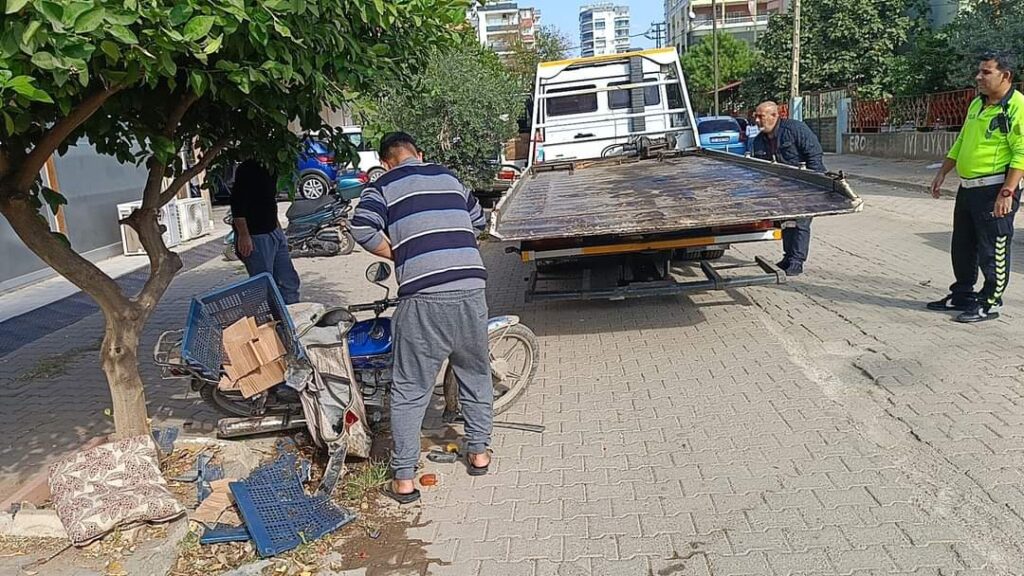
left=351, top=132, right=492, bottom=504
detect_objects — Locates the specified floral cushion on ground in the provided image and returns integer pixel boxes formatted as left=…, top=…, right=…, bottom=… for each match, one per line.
left=48, top=435, right=185, bottom=545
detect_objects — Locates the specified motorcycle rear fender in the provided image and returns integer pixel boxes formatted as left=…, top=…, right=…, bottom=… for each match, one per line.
left=487, top=315, right=520, bottom=334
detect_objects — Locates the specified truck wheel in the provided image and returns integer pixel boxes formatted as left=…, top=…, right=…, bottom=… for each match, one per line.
left=367, top=168, right=386, bottom=182
left=700, top=249, right=725, bottom=260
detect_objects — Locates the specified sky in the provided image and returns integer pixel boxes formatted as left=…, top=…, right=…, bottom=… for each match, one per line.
left=528, top=1, right=662, bottom=56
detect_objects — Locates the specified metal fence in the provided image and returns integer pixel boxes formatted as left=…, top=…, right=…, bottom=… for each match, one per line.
left=850, top=82, right=1024, bottom=133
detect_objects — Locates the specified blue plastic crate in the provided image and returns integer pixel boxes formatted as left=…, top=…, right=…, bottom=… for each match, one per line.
left=181, top=273, right=303, bottom=381
left=228, top=455, right=356, bottom=557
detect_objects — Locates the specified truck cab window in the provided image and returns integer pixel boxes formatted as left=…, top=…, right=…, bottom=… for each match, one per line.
left=609, top=79, right=662, bottom=110
left=546, top=85, right=599, bottom=117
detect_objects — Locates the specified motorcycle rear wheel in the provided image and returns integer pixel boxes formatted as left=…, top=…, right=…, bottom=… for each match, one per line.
left=338, top=231, right=355, bottom=255
left=198, top=382, right=297, bottom=418
left=443, top=323, right=539, bottom=417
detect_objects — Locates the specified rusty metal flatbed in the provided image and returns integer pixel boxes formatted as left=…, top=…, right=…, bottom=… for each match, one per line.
left=490, top=150, right=863, bottom=242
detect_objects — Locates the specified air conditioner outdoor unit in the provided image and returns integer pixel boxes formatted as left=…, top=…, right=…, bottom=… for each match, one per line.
left=117, top=200, right=181, bottom=256
left=175, top=198, right=213, bottom=242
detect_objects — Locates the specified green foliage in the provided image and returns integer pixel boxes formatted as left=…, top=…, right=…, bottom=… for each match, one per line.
left=742, top=0, right=928, bottom=101
left=0, top=0, right=473, bottom=195
left=681, top=33, right=755, bottom=114
left=507, top=25, right=571, bottom=93
left=941, top=1, right=1024, bottom=88
left=368, top=38, right=523, bottom=190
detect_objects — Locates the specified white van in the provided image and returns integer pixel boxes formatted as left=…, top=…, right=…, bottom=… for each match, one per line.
left=341, top=126, right=386, bottom=182
left=530, top=48, right=697, bottom=164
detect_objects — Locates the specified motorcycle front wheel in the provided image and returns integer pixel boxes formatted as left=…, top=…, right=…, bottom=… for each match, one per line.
left=443, top=323, right=539, bottom=416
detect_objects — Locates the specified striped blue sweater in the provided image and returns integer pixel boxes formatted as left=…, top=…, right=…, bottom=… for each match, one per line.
left=350, top=159, right=487, bottom=297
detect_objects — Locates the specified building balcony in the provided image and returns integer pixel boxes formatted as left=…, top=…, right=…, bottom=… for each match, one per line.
left=689, top=13, right=771, bottom=30
left=486, top=24, right=520, bottom=33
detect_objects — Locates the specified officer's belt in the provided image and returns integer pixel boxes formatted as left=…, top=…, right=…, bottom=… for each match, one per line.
left=960, top=174, right=1016, bottom=189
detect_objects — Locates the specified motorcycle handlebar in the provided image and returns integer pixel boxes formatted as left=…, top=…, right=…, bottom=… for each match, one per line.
left=348, top=298, right=400, bottom=313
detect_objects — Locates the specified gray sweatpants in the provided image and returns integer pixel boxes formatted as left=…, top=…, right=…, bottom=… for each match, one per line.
left=390, top=288, right=492, bottom=480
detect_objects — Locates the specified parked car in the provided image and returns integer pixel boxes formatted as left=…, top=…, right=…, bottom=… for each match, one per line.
left=341, top=126, right=386, bottom=182
left=696, top=116, right=747, bottom=155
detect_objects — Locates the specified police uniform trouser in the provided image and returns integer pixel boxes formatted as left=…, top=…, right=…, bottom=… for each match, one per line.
left=950, top=183, right=1020, bottom=307
left=782, top=218, right=812, bottom=264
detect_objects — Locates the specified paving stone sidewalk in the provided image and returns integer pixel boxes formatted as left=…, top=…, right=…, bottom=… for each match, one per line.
left=2, top=171, right=1024, bottom=575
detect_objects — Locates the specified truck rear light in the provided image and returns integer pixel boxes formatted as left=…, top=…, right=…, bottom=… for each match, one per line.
left=498, top=169, right=517, bottom=181
left=316, top=154, right=334, bottom=164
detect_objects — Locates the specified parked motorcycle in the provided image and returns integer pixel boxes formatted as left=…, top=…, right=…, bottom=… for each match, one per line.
left=156, top=263, right=539, bottom=426
left=223, top=195, right=355, bottom=261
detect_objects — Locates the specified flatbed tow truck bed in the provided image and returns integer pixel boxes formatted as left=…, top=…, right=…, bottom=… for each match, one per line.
left=489, top=150, right=863, bottom=301
left=491, top=150, right=862, bottom=242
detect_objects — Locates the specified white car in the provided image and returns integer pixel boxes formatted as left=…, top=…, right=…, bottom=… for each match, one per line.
left=341, top=126, right=386, bottom=182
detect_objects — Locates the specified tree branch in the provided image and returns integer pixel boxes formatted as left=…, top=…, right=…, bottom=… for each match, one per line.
left=158, top=139, right=228, bottom=207
left=0, top=195, right=127, bottom=312
left=12, top=85, right=123, bottom=194
left=141, top=92, right=200, bottom=210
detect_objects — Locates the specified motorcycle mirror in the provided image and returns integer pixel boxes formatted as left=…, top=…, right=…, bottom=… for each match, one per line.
left=366, top=262, right=392, bottom=285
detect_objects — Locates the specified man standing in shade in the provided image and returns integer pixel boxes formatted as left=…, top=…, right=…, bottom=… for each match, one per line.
left=230, top=158, right=300, bottom=304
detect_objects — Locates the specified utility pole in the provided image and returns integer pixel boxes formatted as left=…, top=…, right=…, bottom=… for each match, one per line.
left=790, top=0, right=800, bottom=99
left=647, top=21, right=667, bottom=48
left=712, top=0, right=719, bottom=116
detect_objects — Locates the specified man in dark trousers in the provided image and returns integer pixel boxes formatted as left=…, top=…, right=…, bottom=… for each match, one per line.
left=750, top=101, right=827, bottom=276
left=928, top=51, right=1023, bottom=323
left=350, top=132, right=492, bottom=504
left=229, top=159, right=300, bottom=304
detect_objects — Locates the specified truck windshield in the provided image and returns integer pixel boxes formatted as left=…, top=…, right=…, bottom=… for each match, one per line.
left=546, top=85, right=599, bottom=117
left=698, top=120, right=739, bottom=134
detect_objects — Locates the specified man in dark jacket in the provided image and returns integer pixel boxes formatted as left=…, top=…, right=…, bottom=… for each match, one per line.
left=750, top=101, right=826, bottom=276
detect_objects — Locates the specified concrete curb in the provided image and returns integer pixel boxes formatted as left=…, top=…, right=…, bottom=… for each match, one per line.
left=841, top=170, right=958, bottom=198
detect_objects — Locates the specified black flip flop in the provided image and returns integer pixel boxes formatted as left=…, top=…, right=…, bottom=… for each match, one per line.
left=466, top=453, right=490, bottom=477
left=382, top=485, right=421, bottom=504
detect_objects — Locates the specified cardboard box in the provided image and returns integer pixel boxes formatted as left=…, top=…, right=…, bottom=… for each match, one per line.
left=237, top=358, right=287, bottom=399
left=220, top=316, right=288, bottom=395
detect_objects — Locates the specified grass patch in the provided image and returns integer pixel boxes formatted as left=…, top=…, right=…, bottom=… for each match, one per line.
left=15, top=342, right=99, bottom=383
left=343, top=459, right=390, bottom=501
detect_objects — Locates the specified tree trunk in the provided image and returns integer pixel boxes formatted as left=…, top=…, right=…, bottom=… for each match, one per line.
left=100, top=310, right=149, bottom=438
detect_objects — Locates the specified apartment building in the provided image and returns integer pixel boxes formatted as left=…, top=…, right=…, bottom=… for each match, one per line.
left=666, top=0, right=786, bottom=53
left=579, top=4, right=631, bottom=58
left=468, top=1, right=540, bottom=57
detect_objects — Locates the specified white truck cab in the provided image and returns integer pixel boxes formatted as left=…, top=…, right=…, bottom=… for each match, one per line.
left=530, top=47, right=699, bottom=164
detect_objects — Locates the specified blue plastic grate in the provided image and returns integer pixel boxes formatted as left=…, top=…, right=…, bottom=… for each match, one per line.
left=180, top=273, right=303, bottom=381
left=228, top=455, right=356, bottom=557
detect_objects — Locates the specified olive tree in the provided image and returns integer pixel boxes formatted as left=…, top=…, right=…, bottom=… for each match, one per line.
left=0, top=0, right=470, bottom=437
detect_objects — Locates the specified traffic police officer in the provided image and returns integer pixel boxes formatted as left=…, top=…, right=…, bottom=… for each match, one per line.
left=929, top=51, right=1024, bottom=323
left=751, top=101, right=826, bottom=276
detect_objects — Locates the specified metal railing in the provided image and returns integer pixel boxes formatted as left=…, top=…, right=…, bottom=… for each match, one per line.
left=850, top=82, right=1024, bottom=132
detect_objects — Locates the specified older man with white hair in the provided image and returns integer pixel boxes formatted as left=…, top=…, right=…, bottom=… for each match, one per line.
left=750, top=101, right=826, bottom=277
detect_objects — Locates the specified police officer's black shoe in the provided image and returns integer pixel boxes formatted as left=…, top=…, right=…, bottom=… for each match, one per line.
left=926, top=295, right=976, bottom=312
left=954, top=304, right=999, bottom=323
left=776, top=258, right=790, bottom=270
left=781, top=262, right=803, bottom=277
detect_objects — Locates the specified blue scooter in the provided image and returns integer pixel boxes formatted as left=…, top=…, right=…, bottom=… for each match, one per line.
left=346, top=262, right=539, bottom=421
left=223, top=195, right=354, bottom=261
